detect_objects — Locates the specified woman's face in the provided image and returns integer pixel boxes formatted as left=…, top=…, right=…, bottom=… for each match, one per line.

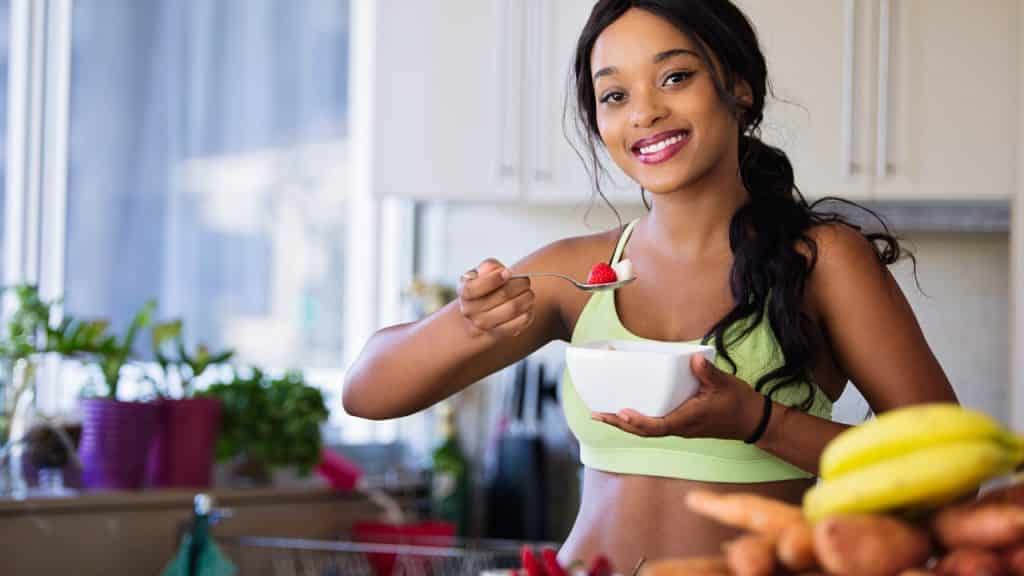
left=590, top=8, right=746, bottom=195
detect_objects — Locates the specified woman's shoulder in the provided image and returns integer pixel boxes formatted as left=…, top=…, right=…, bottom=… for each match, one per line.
left=803, top=222, right=886, bottom=273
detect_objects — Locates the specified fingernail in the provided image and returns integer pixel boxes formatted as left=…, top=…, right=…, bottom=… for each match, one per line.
left=618, top=412, right=631, bottom=423
left=500, top=268, right=511, bottom=280
left=460, top=269, right=478, bottom=281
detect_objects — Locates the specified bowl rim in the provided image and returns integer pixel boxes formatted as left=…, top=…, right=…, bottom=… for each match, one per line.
left=567, top=339, right=715, bottom=359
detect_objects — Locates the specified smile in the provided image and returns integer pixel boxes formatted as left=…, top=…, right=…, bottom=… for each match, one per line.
left=630, top=129, right=691, bottom=165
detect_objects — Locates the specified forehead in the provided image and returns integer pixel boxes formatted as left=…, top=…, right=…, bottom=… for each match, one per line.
left=591, top=8, right=698, bottom=73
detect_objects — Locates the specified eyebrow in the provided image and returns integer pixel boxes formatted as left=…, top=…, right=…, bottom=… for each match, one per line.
left=592, top=48, right=700, bottom=82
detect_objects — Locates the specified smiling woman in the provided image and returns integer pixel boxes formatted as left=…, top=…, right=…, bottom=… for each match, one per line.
left=344, top=0, right=957, bottom=570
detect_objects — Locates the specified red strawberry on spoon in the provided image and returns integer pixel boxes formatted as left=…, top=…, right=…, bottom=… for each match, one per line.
left=587, top=263, right=618, bottom=285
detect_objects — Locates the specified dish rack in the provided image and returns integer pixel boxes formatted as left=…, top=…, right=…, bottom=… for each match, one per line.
left=217, top=535, right=544, bottom=576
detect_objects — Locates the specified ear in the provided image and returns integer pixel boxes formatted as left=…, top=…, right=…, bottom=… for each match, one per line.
left=734, top=79, right=754, bottom=111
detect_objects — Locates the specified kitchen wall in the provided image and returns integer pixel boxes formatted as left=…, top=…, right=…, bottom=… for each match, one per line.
left=430, top=202, right=1012, bottom=424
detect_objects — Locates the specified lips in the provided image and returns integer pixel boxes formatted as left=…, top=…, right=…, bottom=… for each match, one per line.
left=630, top=129, right=691, bottom=165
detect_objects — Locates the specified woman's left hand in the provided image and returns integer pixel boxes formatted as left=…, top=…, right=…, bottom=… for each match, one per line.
left=591, top=354, right=767, bottom=441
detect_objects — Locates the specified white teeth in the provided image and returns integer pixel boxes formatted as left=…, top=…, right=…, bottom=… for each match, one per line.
left=638, top=133, right=686, bottom=155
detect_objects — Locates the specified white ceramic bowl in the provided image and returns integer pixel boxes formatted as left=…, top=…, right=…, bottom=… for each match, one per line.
left=566, top=339, right=716, bottom=417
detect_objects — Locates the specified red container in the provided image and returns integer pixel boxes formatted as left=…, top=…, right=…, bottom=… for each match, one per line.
left=352, top=521, right=456, bottom=576
left=78, top=399, right=158, bottom=490
left=145, top=397, right=222, bottom=488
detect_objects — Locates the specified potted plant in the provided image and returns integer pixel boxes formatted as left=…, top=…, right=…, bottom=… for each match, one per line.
left=201, top=368, right=328, bottom=486
left=76, top=300, right=159, bottom=490
left=0, top=284, right=111, bottom=495
left=144, top=319, right=233, bottom=488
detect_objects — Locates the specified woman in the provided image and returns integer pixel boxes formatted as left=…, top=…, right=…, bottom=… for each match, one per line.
left=344, top=0, right=957, bottom=569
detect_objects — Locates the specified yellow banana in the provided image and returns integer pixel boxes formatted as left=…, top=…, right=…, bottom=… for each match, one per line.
left=820, top=403, right=1019, bottom=480
left=804, top=440, right=1017, bottom=521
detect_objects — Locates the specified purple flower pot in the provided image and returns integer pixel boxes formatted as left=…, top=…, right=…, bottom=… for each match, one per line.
left=145, top=397, right=222, bottom=488
left=78, top=399, right=158, bottom=490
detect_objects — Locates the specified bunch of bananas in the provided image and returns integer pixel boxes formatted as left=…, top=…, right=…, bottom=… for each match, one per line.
left=803, top=403, right=1024, bottom=521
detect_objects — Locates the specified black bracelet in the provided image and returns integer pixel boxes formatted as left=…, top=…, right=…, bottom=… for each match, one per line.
left=744, top=395, right=773, bottom=444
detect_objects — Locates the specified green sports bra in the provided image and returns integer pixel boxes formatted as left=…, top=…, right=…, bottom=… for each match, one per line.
left=561, top=219, right=832, bottom=482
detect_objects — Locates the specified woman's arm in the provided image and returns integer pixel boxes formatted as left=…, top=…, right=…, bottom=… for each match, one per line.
left=754, top=224, right=957, bottom=473
left=342, top=242, right=573, bottom=420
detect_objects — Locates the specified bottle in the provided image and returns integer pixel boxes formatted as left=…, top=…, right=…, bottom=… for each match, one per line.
left=430, top=402, right=470, bottom=537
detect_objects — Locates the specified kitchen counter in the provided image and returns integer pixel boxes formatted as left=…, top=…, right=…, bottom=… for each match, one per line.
left=0, top=484, right=416, bottom=575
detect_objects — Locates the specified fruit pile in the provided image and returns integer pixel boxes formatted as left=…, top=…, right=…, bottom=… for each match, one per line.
left=512, top=546, right=613, bottom=576
left=641, top=403, right=1024, bottom=576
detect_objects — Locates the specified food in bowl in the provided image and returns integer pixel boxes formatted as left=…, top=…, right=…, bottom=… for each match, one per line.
left=566, top=339, right=715, bottom=417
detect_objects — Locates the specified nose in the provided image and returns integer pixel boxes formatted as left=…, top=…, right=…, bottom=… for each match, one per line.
left=629, top=89, right=669, bottom=129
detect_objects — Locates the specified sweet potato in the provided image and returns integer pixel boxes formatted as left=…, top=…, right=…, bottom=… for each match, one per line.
left=935, top=547, right=1006, bottom=576
left=777, top=521, right=817, bottom=572
left=685, top=490, right=804, bottom=537
left=639, top=556, right=729, bottom=576
left=933, top=503, right=1024, bottom=549
left=1001, top=545, right=1024, bottom=576
left=813, top=514, right=932, bottom=576
left=724, top=534, right=776, bottom=576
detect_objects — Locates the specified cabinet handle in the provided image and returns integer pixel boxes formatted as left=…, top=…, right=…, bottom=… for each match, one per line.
left=530, top=0, right=552, bottom=183
left=840, top=0, right=858, bottom=177
left=496, top=0, right=516, bottom=179
left=875, top=0, right=892, bottom=179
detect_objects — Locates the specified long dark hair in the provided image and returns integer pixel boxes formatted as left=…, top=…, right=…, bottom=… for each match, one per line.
left=571, top=0, right=908, bottom=410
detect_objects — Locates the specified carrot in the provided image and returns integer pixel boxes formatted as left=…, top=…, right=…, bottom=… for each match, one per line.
left=1001, top=545, right=1024, bottom=576
left=935, top=547, right=1007, bottom=576
left=685, top=490, right=804, bottom=537
left=639, top=556, right=729, bottom=576
left=933, top=503, right=1024, bottom=549
left=724, top=534, right=776, bottom=576
left=777, top=521, right=818, bottom=572
left=813, top=514, right=932, bottom=576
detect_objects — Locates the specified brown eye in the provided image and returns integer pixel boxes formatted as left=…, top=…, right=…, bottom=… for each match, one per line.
left=599, top=91, right=626, bottom=104
left=663, top=71, right=695, bottom=86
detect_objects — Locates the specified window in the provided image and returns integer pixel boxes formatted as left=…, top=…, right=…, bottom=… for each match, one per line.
left=0, top=0, right=10, bottom=279
left=61, top=0, right=351, bottom=407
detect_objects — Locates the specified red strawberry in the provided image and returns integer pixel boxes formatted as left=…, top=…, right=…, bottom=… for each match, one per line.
left=587, top=262, right=618, bottom=285
left=541, top=547, right=567, bottom=576
left=588, top=555, right=613, bottom=576
left=520, top=545, right=543, bottom=576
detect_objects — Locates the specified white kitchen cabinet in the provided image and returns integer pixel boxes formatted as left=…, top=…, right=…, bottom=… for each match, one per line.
left=522, top=0, right=638, bottom=206
left=740, top=0, right=1016, bottom=202
left=370, top=0, right=634, bottom=205
left=369, top=0, right=523, bottom=201
left=370, top=0, right=1015, bottom=203
left=736, top=0, right=875, bottom=201
left=873, top=0, right=1015, bottom=200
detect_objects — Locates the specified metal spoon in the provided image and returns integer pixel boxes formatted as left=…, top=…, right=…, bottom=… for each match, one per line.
left=506, top=272, right=637, bottom=292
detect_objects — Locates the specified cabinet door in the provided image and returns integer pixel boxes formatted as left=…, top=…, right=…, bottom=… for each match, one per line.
left=737, top=0, right=876, bottom=201
left=370, top=0, right=523, bottom=201
left=523, top=0, right=640, bottom=207
left=873, top=0, right=1015, bottom=200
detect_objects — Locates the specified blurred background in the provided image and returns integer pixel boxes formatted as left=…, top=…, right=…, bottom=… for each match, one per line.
left=0, top=0, right=1021, bottom=574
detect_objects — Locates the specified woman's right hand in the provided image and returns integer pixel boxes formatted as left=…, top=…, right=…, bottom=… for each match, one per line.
left=458, top=258, right=535, bottom=339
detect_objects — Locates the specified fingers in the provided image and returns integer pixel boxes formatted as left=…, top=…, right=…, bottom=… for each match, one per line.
left=458, top=258, right=535, bottom=339
left=591, top=410, right=669, bottom=437
left=691, top=353, right=725, bottom=385
left=464, top=289, right=535, bottom=333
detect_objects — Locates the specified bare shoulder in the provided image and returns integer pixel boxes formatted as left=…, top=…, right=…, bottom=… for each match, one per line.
left=804, top=222, right=888, bottom=280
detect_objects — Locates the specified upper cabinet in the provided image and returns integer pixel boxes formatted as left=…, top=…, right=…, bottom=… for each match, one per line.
left=369, top=0, right=632, bottom=204
left=740, top=0, right=1015, bottom=201
left=371, top=0, right=1016, bottom=203
left=369, top=0, right=522, bottom=201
